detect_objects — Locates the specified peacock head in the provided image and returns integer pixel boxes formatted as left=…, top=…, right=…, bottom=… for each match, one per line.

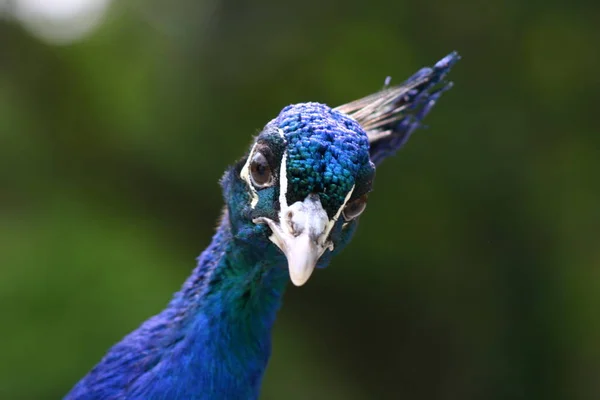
left=233, top=103, right=373, bottom=287
left=222, top=52, right=458, bottom=287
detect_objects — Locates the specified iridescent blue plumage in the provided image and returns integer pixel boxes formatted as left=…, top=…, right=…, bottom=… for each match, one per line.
left=65, top=52, right=458, bottom=400
left=272, top=103, right=371, bottom=215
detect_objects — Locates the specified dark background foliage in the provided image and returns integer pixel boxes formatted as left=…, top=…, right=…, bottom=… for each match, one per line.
left=1, top=0, right=599, bottom=398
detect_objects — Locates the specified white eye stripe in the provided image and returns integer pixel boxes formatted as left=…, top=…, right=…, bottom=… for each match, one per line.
left=240, top=142, right=260, bottom=209
left=241, top=134, right=288, bottom=209
left=278, top=152, right=289, bottom=210
left=320, top=184, right=354, bottom=247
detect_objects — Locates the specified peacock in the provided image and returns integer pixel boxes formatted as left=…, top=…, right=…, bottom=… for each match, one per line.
left=66, top=52, right=459, bottom=400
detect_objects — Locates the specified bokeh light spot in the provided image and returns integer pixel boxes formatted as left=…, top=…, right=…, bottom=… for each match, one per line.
left=13, top=0, right=112, bottom=45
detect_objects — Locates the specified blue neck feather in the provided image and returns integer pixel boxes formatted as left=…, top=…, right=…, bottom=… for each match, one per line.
left=66, top=212, right=289, bottom=400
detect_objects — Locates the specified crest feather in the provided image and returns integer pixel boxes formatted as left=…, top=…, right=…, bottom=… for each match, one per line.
left=335, top=51, right=460, bottom=165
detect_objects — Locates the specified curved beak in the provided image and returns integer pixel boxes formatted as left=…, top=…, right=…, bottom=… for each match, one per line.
left=254, top=194, right=333, bottom=286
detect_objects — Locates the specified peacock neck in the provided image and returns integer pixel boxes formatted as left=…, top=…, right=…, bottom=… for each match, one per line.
left=155, top=212, right=289, bottom=398
left=182, top=211, right=290, bottom=326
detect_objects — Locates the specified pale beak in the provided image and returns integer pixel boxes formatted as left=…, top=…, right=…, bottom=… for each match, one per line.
left=254, top=194, right=333, bottom=286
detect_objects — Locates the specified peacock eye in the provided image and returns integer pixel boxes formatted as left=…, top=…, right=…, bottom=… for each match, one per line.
left=249, top=152, right=273, bottom=188
left=342, top=194, right=368, bottom=221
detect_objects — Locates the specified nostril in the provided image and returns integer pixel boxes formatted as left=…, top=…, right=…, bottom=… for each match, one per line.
left=307, top=193, right=320, bottom=201
left=286, top=211, right=298, bottom=235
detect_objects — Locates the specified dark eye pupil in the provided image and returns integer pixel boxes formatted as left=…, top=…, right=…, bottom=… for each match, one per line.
left=342, top=194, right=368, bottom=221
left=250, top=153, right=272, bottom=186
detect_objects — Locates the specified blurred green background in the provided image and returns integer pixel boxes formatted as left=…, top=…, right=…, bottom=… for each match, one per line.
left=1, top=0, right=599, bottom=398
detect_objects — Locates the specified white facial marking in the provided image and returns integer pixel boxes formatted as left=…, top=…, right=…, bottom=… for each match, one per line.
left=278, top=153, right=289, bottom=210
left=240, top=142, right=260, bottom=209
left=320, top=184, right=355, bottom=249
left=277, top=128, right=285, bottom=138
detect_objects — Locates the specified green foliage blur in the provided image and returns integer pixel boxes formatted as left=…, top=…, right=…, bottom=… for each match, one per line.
left=1, top=0, right=599, bottom=398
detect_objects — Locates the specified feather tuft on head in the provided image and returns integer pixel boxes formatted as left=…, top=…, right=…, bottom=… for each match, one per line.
left=335, top=51, right=460, bottom=165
